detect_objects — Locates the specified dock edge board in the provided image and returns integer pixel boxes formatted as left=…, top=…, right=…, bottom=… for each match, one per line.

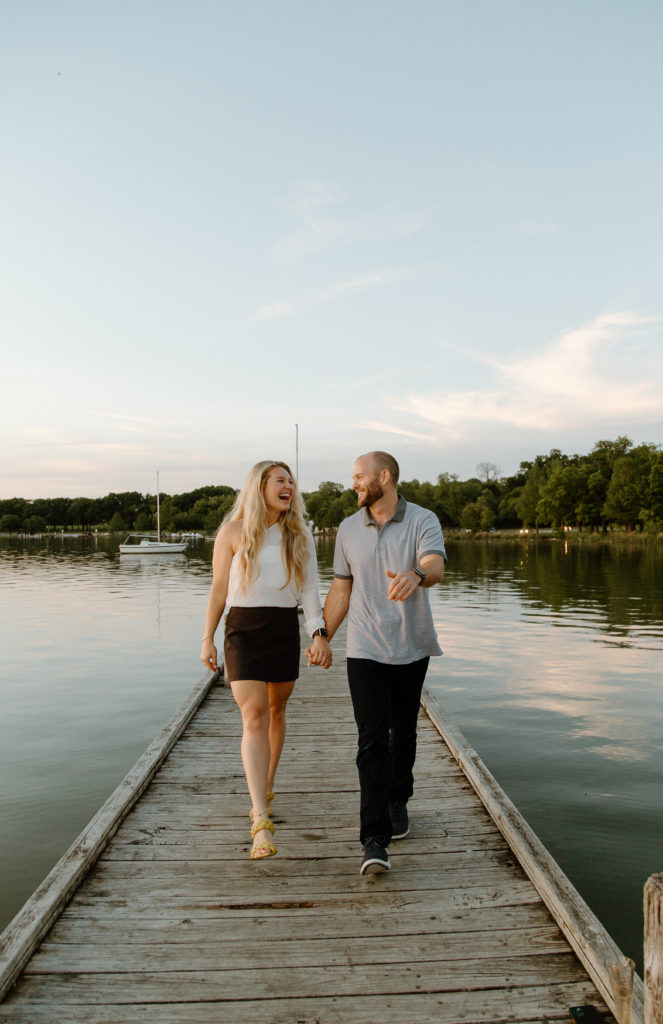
left=0, top=670, right=222, bottom=1002
left=420, top=685, right=645, bottom=1024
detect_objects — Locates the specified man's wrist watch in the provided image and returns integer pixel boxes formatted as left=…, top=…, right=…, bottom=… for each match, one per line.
left=312, top=627, right=328, bottom=639
left=411, top=567, right=426, bottom=585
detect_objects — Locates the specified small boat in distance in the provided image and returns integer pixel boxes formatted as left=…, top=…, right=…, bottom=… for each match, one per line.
left=119, top=472, right=188, bottom=554
left=119, top=534, right=188, bottom=554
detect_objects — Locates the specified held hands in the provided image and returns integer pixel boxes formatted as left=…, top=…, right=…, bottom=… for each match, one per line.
left=305, top=635, right=332, bottom=670
left=386, top=569, right=421, bottom=602
left=200, top=638, right=219, bottom=673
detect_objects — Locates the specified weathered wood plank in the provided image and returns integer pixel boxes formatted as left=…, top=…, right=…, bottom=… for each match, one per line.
left=89, top=843, right=516, bottom=878
left=10, top=952, right=589, bottom=1001
left=46, top=901, right=560, bottom=944
left=103, top=833, right=506, bottom=861
left=32, top=923, right=571, bottom=972
left=0, top=981, right=605, bottom=1024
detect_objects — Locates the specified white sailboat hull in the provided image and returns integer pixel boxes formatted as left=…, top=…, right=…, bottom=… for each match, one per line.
left=119, top=538, right=187, bottom=554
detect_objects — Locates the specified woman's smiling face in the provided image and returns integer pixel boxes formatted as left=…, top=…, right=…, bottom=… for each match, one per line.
left=263, top=465, right=295, bottom=520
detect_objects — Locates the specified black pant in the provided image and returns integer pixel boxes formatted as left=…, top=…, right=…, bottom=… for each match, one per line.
left=347, top=656, right=430, bottom=845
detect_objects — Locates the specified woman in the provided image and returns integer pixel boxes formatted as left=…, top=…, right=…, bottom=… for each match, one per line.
left=200, top=461, right=332, bottom=859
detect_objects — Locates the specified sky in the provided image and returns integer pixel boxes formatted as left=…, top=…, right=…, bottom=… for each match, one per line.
left=2, top=0, right=662, bottom=499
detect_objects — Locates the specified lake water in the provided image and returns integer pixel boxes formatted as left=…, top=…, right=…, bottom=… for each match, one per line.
left=1, top=533, right=661, bottom=971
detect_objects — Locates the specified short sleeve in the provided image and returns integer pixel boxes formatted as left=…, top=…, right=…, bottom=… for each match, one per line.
left=416, top=511, right=447, bottom=563
left=333, top=522, right=352, bottom=578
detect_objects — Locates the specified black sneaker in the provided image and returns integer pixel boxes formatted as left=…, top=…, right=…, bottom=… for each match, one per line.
left=389, top=800, right=409, bottom=839
left=360, top=838, right=391, bottom=875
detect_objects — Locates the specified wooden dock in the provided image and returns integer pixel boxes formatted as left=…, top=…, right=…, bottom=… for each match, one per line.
left=0, top=623, right=645, bottom=1022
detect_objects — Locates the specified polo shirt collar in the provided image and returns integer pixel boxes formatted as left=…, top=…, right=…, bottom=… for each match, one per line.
left=363, top=494, right=407, bottom=527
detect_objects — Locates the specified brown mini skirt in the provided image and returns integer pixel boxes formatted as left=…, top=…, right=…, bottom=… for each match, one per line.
left=223, top=606, right=301, bottom=683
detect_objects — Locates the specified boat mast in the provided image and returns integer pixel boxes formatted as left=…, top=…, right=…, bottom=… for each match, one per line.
left=156, top=470, right=160, bottom=542
left=295, top=423, right=299, bottom=482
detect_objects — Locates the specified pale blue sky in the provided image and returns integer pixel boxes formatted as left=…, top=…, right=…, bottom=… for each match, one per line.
left=2, top=0, right=662, bottom=498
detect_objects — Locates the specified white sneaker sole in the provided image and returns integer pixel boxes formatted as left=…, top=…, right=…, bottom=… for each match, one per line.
left=360, top=857, right=391, bottom=875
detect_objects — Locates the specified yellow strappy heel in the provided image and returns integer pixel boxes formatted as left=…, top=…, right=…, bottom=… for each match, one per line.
left=250, top=817, right=277, bottom=860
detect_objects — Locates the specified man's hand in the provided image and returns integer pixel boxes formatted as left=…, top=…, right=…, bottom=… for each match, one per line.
left=385, top=569, right=421, bottom=601
left=305, top=635, right=332, bottom=669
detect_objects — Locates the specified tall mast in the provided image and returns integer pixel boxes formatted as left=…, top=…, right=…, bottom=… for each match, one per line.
left=156, top=470, right=160, bottom=541
left=295, top=423, right=299, bottom=482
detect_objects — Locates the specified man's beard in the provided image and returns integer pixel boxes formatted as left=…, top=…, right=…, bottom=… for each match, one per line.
left=358, top=480, right=383, bottom=508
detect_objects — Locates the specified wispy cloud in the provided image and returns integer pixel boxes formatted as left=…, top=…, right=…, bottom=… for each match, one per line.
left=274, top=181, right=423, bottom=261
left=387, top=311, right=663, bottom=440
left=94, top=413, right=197, bottom=427
left=253, top=270, right=402, bottom=322
left=254, top=301, right=298, bottom=320
left=319, top=273, right=386, bottom=301
left=86, top=414, right=197, bottom=438
left=354, top=420, right=437, bottom=442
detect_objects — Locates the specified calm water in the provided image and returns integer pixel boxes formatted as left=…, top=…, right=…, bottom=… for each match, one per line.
left=1, top=534, right=661, bottom=970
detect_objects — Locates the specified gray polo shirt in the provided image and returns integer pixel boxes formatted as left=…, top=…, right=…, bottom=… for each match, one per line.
left=333, top=496, right=446, bottom=664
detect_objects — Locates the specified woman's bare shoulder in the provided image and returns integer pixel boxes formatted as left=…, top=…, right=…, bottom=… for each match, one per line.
left=214, top=519, right=242, bottom=552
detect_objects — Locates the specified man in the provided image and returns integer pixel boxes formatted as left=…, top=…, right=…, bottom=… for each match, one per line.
left=309, top=451, right=446, bottom=875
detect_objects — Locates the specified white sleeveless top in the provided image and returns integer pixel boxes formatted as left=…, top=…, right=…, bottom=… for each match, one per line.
left=227, top=524, right=325, bottom=638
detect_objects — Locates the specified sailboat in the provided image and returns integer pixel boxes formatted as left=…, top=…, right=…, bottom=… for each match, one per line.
left=118, top=472, right=188, bottom=554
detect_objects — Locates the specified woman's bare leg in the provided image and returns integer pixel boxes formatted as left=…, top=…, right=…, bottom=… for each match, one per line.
left=267, top=680, right=296, bottom=794
left=230, top=679, right=273, bottom=849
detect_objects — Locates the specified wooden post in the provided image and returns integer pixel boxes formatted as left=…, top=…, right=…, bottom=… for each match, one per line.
left=644, top=873, right=663, bottom=1024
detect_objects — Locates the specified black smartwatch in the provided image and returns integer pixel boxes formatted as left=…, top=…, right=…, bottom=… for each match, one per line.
left=312, top=627, right=328, bottom=638
left=411, top=567, right=426, bottom=585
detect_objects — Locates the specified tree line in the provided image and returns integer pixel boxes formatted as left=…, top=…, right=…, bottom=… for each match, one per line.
left=305, top=436, right=663, bottom=534
left=0, top=485, right=237, bottom=535
left=1, top=437, right=661, bottom=536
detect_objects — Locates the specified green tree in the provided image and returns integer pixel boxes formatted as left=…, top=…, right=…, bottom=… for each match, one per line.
left=68, top=497, right=95, bottom=530
left=435, top=473, right=482, bottom=527
left=477, top=490, right=497, bottom=530
left=460, top=501, right=481, bottom=531
left=0, top=498, right=29, bottom=523
left=25, top=515, right=47, bottom=534
left=603, top=446, right=656, bottom=530
left=305, top=482, right=346, bottom=531
left=537, top=461, right=585, bottom=529
left=192, top=493, right=237, bottom=532
left=0, top=514, right=22, bottom=533
left=647, top=452, right=663, bottom=528
left=516, top=462, right=545, bottom=529
left=109, top=511, right=127, bottom=533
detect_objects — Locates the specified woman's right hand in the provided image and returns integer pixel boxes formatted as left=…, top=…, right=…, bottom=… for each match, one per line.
left=201, top=638, right=219, bottom=672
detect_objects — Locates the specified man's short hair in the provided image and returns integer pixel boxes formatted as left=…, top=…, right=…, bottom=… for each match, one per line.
left=366, top=451, right=400, bottom=485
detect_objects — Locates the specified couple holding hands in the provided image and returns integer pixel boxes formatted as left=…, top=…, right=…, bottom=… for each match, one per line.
left=200, top=451, right=446, bottom=875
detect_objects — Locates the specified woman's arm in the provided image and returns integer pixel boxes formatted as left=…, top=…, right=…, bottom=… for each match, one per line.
left=301, top=531, right=332, bottom=668
left=200, top=522, right=239, bottom=672
left=298, top=531, right=325, bottom=634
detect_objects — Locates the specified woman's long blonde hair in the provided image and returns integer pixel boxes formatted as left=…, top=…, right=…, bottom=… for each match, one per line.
left=224, top=461, right=309, bottom=594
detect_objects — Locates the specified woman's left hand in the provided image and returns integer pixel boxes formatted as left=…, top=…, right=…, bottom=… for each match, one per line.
left=305, top=636, right=332, bottom=669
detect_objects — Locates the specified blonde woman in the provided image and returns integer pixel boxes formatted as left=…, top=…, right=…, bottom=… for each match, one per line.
left=201, top=461, right=331, bottom=859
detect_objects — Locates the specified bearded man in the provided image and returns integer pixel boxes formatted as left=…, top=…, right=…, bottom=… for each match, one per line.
left=313, top=451, right=446, bottom=875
